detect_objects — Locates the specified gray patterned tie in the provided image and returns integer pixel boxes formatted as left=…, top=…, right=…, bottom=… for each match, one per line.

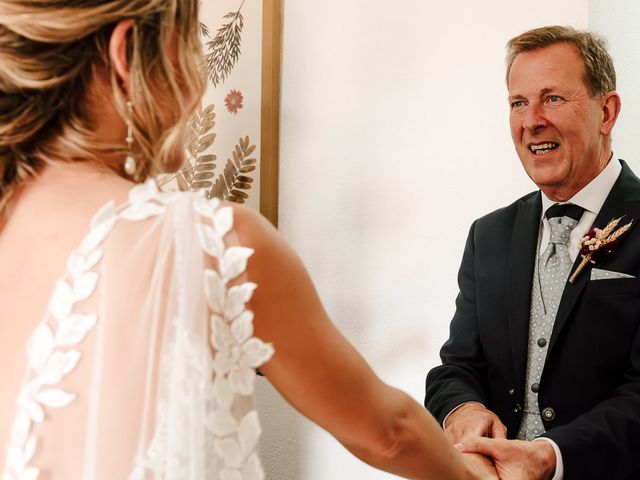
left=518, top=203, right=584, bottom=440
left=539, top=204, right=585, bottom=307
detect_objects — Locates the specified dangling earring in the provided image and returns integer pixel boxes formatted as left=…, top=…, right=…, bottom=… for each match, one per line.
left=124, top=100, right=137, bottom=177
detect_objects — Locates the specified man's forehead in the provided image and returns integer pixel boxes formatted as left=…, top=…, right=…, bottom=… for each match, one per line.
left=508, top=44, right=586, bottom=93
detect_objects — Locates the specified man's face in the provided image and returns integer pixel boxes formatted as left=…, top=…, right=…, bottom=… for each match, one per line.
left=508, top=43, right=608, bottom=201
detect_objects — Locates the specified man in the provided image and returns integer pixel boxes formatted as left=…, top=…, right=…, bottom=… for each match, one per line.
left=425, top=26, right=640, bottom=480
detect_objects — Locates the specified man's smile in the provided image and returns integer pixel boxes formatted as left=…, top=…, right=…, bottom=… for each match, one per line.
left=528, top=142, right=560, bottom=155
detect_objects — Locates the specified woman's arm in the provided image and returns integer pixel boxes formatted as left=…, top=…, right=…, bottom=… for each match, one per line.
left=234, top=206, right=495, bottom=480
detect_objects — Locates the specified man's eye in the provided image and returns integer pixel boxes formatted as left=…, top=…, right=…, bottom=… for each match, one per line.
left=511, top=100, right=526, bottom=109
left=547, top=95, right=562, bottom=103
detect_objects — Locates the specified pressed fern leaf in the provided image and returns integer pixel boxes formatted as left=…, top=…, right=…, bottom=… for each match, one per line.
left=209, top=135, right=256, bottom=203
left=163, top=103, right=217, bottom=192
left=205, top=1, right=245, bottom=87
left=182, top=104, right=217, bottom=191
left=200, top=22, right=210, bottom=38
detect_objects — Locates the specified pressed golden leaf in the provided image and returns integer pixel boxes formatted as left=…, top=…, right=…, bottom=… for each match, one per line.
left=206, top=138, right=256, bottom=204
left=243, top=144, right=256, bottom=156
left=192, top=181, right=213, bottom=189
left=210, top=175, right=228, bottom=199
left=187, top=141, right=198, bottom=158
left=202, top=104, right=215, bottom=116
left=195, top=165, right=215, bottom=174
left=198, top=133, right=216, bottom=152
left=199, top=125, right=213, bottom=135
left=230, top=189, right=249, bottom=199
left=199, top=132, right=216, bottom=144
left=194, top=171, right=215, bottom=181
left=196, top=154, right=217, bottom=164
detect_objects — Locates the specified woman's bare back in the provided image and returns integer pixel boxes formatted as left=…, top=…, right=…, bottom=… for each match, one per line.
left=0, top=162, right=132, bottom=472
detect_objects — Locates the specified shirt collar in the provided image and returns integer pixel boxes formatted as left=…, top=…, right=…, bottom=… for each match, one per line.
left=540, top=157, right=622, bottom=218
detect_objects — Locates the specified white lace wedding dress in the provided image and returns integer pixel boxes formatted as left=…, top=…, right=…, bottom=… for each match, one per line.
left=2, top=180, right=274, bottom=480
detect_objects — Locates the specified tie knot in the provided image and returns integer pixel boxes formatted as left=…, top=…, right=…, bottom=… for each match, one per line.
left=545, top=203, right=584, bottom=222
left=545, top=204, right=584, bottom=245
left=548, top=216, right=578, bottom=245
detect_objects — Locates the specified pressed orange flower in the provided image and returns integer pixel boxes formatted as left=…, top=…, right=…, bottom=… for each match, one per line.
left=224, top=89, right=244, bottom=114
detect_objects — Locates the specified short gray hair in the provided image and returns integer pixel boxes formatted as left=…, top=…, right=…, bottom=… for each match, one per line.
left=506, top=25, right=616, bottom=97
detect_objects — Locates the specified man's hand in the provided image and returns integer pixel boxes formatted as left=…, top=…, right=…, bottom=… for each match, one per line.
left=444, top=402, right=507, bottom=443
left=457, top=437, right=556, bottom=480
left=461, top=452, right=500, bottom=480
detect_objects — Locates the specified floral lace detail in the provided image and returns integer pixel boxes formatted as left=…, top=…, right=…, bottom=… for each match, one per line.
left=197, top=197, right=274, bottom=480
left=131, top=195, right=274, bottom=480
left=2, top=180, right=171, bottom=480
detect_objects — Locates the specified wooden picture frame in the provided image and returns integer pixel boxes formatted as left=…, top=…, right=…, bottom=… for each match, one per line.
left=164, top=0, right=281, bottom=227
left=259, top=0, right=281, bottom=227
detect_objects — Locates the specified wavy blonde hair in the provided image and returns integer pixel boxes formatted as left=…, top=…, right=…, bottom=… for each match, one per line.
left=0, top=0, right=205, bottom=213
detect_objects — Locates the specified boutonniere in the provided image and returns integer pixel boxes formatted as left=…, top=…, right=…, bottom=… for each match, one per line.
left=569, top=216, right=633, bottom=283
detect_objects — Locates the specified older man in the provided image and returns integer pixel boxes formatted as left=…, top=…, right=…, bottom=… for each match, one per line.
left=425, top=26, right=640, bottom=480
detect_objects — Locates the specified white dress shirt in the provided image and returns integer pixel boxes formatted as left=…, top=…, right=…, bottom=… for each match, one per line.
left=539, top=157, right=621, bottom=260
left=445, top=158, right=622, bottom=480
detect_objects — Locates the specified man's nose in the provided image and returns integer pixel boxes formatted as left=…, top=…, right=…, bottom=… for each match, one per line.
left=522, top=103, right=548, bottom=132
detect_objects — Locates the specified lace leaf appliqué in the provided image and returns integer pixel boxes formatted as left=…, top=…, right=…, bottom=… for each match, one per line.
left=199, top=200, right=274, bottom=480
left=130, top=195, right=273, bottom=480
left=2, top=181, right=168, bottom=480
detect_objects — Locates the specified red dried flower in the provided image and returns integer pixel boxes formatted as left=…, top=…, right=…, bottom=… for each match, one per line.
left=570, top=217, right=633, bottom=283
left=224, top=89, right=244, bottom=114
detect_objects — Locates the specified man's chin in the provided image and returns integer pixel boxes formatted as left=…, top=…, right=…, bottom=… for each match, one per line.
left=524, top=170, right=573, bottom=197
left=521, top=160, right=566, bottom=186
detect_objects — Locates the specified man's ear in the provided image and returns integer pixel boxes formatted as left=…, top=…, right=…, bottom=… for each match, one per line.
left=600, top=91, right=621, bottom=137
left=108, top=19, right=135, bottom=91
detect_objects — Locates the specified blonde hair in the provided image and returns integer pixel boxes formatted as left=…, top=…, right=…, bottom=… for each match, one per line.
left=506, top=25, right=616, bottom=97
left=0, top=0, right=205, bottom=213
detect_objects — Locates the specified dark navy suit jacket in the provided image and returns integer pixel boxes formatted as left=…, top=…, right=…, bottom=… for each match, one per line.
left=425, top=160, right=640, bottom=479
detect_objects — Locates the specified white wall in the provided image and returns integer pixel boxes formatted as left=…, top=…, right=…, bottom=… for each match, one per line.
left=257, top=2, right=589, bottom=479
left=589, top=0, right=640, bottom=173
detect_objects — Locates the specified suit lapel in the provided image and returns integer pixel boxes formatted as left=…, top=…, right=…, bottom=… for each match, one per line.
left=508, top=192, right=541, bottom=389
left=549, top=160, right=640, bottom=351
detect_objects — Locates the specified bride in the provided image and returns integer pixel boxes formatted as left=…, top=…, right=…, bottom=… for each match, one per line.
left=0, top=1, right=496, bottom=479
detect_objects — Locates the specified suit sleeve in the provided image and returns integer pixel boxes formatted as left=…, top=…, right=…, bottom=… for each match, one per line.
left=543, top=322, right=640, bottom=479
left=424, top=221, right=490, bottom=424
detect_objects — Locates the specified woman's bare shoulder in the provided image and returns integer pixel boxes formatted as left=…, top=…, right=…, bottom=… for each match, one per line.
left=226, top=203, right=296, bottom=272
left=227, top=203, right=278, bottom=243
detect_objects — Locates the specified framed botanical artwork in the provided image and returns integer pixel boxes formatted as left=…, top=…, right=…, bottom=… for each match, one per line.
left=162, top=0, right=281, bottom=226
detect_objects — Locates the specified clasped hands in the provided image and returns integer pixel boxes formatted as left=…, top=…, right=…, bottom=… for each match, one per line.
left=447, top=402, right=556, bottom=480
